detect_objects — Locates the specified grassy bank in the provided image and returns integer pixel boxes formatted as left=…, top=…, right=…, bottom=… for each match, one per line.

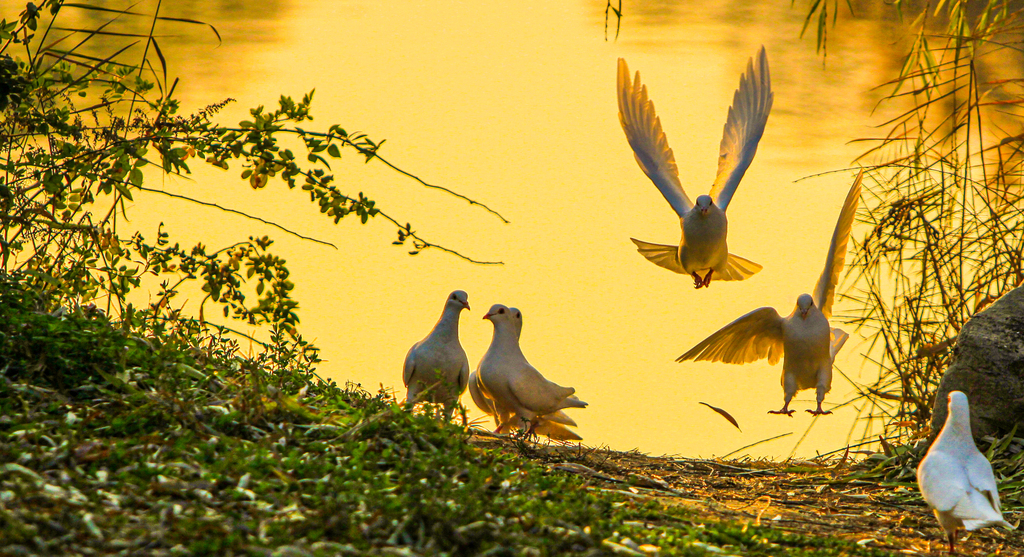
left=0, top=274, right=1015, bottom=556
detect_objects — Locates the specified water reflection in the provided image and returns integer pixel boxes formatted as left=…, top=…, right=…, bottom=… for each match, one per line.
left=2, top=0, right=981, bottom=456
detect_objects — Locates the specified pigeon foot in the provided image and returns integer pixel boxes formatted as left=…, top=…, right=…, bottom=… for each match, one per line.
left=701, top=269, right=714, bottom=287
left=768, top=409, right=795, bottom=417
left=806, top=409, right=833, bottom=416
left=691, top=273, right=705, bottom=289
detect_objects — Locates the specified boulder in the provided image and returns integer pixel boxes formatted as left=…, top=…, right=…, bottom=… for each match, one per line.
left=931, top=286, right=1024, bottom=439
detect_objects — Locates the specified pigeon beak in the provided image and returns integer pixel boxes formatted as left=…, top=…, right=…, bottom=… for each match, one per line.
left=800, top=309, right=808, bottom=319
left=483, top=313, right=493, bottom=320
left=462, top=302, right=471, bottom=311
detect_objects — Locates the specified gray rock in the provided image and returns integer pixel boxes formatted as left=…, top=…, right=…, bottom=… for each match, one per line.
left=931, top=286, right=1024, bottom=439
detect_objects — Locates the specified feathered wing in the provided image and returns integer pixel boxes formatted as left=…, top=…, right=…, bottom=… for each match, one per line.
left=617, top=58, right=693, bottom=217
left=715, top=253, right=763, bottom=281
left=631, top=238, right=684, bottom=273
left=457, top=358, right=470, bottom=395
left=962, top=452, right=1014, bottom=529
left=709, top=47, right=773, bottom=211
left=813, top=170, right=862, bottom=319
left=509, top=367, right=582, bottom=416
left=467, top=370, right=495, bottom=415
left=676, top=307, right=785, bottom=365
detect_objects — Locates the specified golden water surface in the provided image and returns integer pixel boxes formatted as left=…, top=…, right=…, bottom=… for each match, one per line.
left=20, top=0, right=918, bottom=457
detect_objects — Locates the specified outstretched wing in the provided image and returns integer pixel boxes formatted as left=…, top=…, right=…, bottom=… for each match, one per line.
left=813, top=170, right=862, bottom=319
left=709, top=47, right=773, bottom=211
left=676, top=306, right=785, bottom=365
left=617, top=58, right=693, bottom=217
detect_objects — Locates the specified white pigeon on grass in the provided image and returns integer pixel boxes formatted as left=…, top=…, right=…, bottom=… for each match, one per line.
left=403, top=290, right=471, bottom=419
left=467, top=308, right=582, bottom=440
left=477, top=304, right=587, bottom=435
left=918, top=391, right=1014, bottom=554
left=617, top=47, right=772, bottom=289
left=677, top=171, right=862, bottom=415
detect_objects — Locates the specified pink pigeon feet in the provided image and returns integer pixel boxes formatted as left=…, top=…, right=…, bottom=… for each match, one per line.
left=768, top=408, right=795, bottom=417
left=806, top=403, right=833, bottom=416
left=691, top=270, right=715, bottom=289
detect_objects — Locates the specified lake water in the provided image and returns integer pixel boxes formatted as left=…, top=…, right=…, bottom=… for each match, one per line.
left=10, top=0, right=920, bottom=457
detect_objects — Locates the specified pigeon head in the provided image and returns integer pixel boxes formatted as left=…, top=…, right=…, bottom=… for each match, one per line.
left=482, top=304, right=512, bottom=323
left=509, top=307, right=523, bottom=340
left=695, top=194, right=714, bottom=216
left=796, top=293, right=814, bottom=319
left=446, top=290, right=470, bottom=312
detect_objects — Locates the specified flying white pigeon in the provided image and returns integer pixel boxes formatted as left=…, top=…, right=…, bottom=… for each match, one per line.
left=468, top=307, right=582, bottom=440
left=617, top=47, right=772, bottom=289
left=677, top=171, right=862, bottom=415
left=918, top=391, right=1015, bottom=554
left=403, top=290, right=471, bottom=419
left=477, top=304, right=587, bottom=433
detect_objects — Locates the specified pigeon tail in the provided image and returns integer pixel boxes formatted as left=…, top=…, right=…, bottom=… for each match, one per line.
left=716, top=252, right=762, bottom=281
left=956, top=489, right=1013, bottom=530
left=829, top=327, right=849, bottom=360
left=557, top=395, right=588, bottom=410
left=545, top=409, right=578, bottom=427
left=963, top=517, right=1015, bottom=531
left=534, top=421, right=583, bottom=441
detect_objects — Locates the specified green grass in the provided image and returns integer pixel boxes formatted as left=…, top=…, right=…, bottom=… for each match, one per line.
left=0, top=273, right=903, bottom=556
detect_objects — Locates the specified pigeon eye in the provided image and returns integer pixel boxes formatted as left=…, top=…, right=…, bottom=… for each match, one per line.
left=451, top=295, right=457, bottom=300
left=516, top=313, right=521, bottom=318
left=498, top=308, right=505, bottom=314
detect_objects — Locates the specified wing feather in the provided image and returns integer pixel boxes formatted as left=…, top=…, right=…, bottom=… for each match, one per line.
left=710, top=47, right=773, bottom=211
left=965, top=452, right=1004, bottom=516
left=813, top=170, right=862, bottom=319
left=617, top=58, right=693, bottom=217
left=676, top=307, right=785, bottom=365
left=630, top=238, right=684, bottom=273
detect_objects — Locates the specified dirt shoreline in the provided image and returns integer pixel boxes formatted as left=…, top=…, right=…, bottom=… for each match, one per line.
left=470, top=433, right=1023, bottom=556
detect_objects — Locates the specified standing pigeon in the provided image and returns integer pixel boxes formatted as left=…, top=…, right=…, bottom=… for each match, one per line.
left=677, top=171, right=862, bottom=415
left=617, top=47, right=772, bottom=288
left=918, top=391, right=1014, bottom=553
left=403, top=290, right=471, bottom=419
left=468, top=307, right=582, bottom=440
left=477, top=304, right=587, bottom=433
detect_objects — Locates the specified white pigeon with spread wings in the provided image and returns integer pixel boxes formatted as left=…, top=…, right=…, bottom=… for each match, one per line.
left=468, top=307, right=582, bottom=440
left=403, top=290, right=471, bottom=419
left=677, top=172, right=862, bottom=415
left=477, top=304, right=587, bottom=433
left=618, top=47, right=772, bottom=289
left=918, top=391, right=1015, bottom=554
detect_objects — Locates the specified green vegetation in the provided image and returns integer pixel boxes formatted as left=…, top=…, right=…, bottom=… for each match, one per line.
left=0, top=274, right=912, bottom=556
left=0, top=0, right=1019, bottom=553
left=792, top=0, right=1024, bottom=435
left=0, top=0, right=502, bottom=357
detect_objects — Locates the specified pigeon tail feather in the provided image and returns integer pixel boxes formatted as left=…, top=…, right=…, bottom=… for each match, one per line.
left=716, top=253, right=762, bottom=281
left=557, top=395, right=588, bottom=410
